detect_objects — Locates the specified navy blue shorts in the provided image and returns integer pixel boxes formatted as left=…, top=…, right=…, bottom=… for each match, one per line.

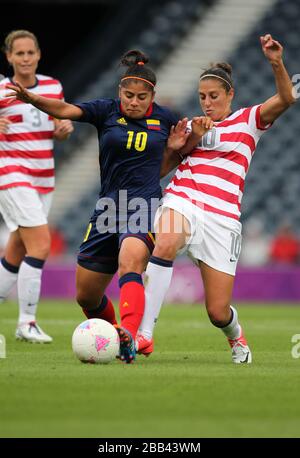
left=77, top=211, right=155, bottom=274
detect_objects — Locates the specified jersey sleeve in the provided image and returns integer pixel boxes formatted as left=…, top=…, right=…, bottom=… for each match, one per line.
left=162, top=106, right=181, bottom=131
left=74, top=98, right=112, bottom=126
left=247, top=104, right=272, bottom=138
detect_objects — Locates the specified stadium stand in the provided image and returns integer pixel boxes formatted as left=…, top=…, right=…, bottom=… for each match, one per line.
left=50, top=0, right=216, bottom=250
left=52, top=0, right=300, bottom=252
left=160, top=0, right=300, bottom=234
left=221, top=0, right=300, bottom=232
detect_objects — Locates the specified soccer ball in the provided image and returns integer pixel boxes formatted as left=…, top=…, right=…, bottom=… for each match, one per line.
left=72, top=318, right=120, bottom=364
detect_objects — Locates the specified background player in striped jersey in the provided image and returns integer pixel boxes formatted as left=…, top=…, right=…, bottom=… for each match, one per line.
left=137, top=34, right=296, bottom=363
left=0, top=30, right=73, bottom=343
left=5, top=49, right=209, bottom=362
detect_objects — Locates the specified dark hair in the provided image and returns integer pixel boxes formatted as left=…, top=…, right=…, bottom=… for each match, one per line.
left=120, top=50, right=156, bottom=90
left=200, top=62, right=233, bottom=92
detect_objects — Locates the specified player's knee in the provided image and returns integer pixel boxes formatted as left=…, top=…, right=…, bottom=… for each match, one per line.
left=118, top=258, right=142, bottom=277
left=76, top=290, right=93, bottom=310
left=12, top=238, right=26, bottom=258
left=153, top=238, right=177, bottom=261
left=14, top=236, right=24, bottom=250
left=40, top=241, right=51, bottom=258
left=27, top=238, right=51, bottom=259
left=206, top=303, right=230, bottom=327
left=36, top=246, right=50, bottom=259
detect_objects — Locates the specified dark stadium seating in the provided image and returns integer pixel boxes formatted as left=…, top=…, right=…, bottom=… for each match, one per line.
left=55, top=0, right=215, bottom=169
left=58, top=0, right=216, bottom=251
left=58, top=0, right=300, bottom=251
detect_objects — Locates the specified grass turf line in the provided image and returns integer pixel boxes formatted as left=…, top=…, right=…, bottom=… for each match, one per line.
left=0, top=301, right=300, bottom=438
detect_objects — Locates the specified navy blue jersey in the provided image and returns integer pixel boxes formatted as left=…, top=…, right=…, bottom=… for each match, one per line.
left=75, top=99, right=178, bottom=204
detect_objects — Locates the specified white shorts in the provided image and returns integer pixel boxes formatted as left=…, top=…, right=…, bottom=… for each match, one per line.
left=156, top=194, right=242, bottom=276
left=0, top=187, right=53, bottom=232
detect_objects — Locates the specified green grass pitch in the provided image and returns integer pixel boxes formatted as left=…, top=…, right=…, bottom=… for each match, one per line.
left=0, top=300, right=300, bottom=438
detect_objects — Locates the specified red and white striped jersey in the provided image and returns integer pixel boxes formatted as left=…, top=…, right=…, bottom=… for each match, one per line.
left=165, top=105, right=271, bottom=220
left=0, top=74, right=64, bottom=193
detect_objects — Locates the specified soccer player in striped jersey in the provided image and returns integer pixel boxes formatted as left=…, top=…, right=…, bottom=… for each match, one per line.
left=0, top=30, right=73, bottom=343
left=5, top=49, right=207, bottom=363
left=137, top=34, right=296, bottom=363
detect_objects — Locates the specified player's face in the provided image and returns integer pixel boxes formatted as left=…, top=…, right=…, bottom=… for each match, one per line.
left=199, top=79, right=234, bottom=121
left=119, top=82, right=155, bottom=119
left=6, top=38, right=40, bottom=78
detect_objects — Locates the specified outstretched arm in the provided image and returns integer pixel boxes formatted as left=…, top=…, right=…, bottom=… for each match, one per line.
left=260, top=34, right=296, bottom=125
left=5, top=81, right=83, bottom=120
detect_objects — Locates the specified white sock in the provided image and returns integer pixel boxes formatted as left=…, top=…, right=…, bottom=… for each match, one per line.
left=0, top=258, right=19, bottom=303
left=139, top=256, right=174, bottom=340
left=220, top=306, right=242, bottom=340
left=17, top=257, right=44, bottom=324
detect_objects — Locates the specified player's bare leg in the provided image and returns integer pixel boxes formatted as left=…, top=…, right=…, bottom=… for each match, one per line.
left=76, top=265, right=117, bottom=325
left=199, top=262, right=252, bottom=363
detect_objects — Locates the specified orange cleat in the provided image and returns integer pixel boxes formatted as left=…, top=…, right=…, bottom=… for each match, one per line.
left=136, top=333, right=154, bottom=357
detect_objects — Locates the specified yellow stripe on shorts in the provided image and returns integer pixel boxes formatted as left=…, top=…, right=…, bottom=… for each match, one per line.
left=83, top=223, right=92, bottom=242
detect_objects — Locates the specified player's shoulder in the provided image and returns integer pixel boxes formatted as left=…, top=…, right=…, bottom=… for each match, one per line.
left=82, top=97, right=118, bottom=111
left=152, top=102, right=179, bottom=123
left=0, top=76, right=11, bottom=89
left=235, top=105, right=262, bottom=118
left=153, top=102, right=172, bottom=116
left=215, top=106, right=259, bottom=127
left=75, top=98, right=119, bottom=122
left=229, top=107, right=252, bottom=119
left=36, top=74, right=62, bottom=87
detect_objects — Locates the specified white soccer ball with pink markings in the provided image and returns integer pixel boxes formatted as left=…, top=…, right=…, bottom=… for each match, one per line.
left=72, top=318, right=120, bottom=364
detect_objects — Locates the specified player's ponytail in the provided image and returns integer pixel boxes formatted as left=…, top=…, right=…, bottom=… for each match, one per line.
left=120, top=49, right=156, bottom=90
left=200, top=62, right=233, bottom=92
left=120, top=50, right=149, bottom=67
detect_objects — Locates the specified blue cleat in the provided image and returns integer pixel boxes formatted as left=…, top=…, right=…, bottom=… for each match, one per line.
left=114, top=326, right=136, bottom=364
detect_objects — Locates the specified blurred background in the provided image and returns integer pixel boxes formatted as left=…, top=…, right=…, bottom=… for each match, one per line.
left=0, top=0, right=300, bottom=303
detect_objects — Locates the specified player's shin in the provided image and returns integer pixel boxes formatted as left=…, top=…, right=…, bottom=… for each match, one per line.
left=218, top=305, right=241, bottom=340
left=119, top=272, right=145, bottom=339
left=139, top=256, right=173, bottom=340
left=17, top=256, right=44, bottom=324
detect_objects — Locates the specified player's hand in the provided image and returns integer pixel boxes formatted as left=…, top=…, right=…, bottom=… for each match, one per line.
left=260, top=34, right=283, bottom=65
left=53, top=119, right=74, bottom=140
left=191, top=116, right=214, bottom=137
left=167, top=117, right=189, bottom=151
left=0, top=116, right=11, bottom=133
left=5, top=81, right=35, bottom=104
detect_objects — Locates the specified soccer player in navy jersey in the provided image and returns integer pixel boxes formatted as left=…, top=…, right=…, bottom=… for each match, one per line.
left=5, top=49, right=211, bottom=363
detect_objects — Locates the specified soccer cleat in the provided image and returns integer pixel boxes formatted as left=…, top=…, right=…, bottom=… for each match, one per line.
left=135, top=333, right=154, bottom=357
left=15, top=321, right=53, bottom=344
left=114, top=325, right=136, bottom=364
left=228, top=331, right=252, bottom=364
